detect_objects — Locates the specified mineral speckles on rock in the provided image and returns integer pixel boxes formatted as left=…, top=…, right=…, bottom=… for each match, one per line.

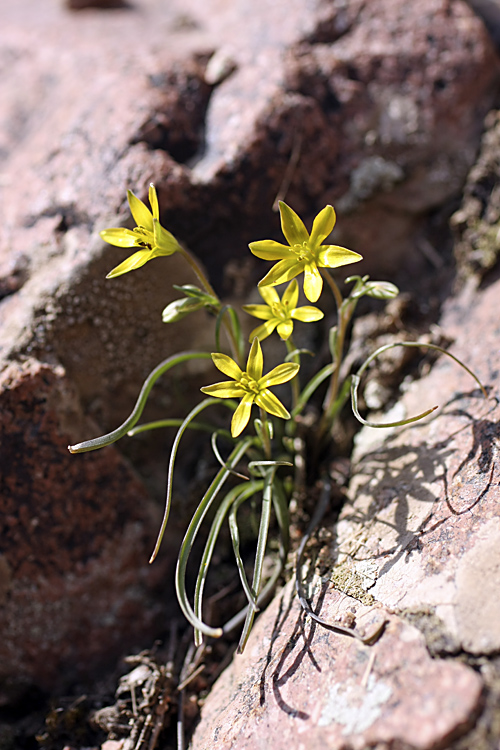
left=338, top=274, right=500, bottom=662
left=190, top=582, right=483, bottom=750
left=317, top=674, right=393, bottom=733
left=454, top=522, right=500, bottom=655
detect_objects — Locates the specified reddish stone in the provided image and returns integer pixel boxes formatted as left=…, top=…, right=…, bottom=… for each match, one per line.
left=190, top=581, right=482, bottom=750
left=339, top=274, right=500, bottom=658
left=0, top=359, right=171, bottom=691
left=0, top=0, right=499, bottom=696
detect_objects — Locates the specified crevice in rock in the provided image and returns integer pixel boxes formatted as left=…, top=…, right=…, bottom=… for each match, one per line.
left=301, top=0, right=366, bottom=45
left=130, top=57, right=214, bottom=166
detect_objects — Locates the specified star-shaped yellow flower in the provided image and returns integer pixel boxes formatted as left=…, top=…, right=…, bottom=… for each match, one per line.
left=249, top=201, right=362, bottom=303
left=242, top=279, right=324, bottom=341
left=100, top=184, right=181, bottom=278
left=200, top=338, right=299, bottom=437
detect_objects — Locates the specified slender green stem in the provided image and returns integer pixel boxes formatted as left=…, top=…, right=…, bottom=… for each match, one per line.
left=177, top=244, right=243, bottom=365
left=259, top=408, right=272, bottom=459
left=318, top=307, right=349, bottom=438
left=285, top=337, right=300, bottom=410
left=216, top=305, right=245, bottom=368
left=321, top=269, right=343, bottom=311
left=177, top=244, right=217, bottom=297
left=175, top=438, right=255, bottom=639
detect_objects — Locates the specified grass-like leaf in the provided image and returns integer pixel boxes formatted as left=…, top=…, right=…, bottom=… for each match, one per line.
left=175, top=438, right=255, bottom=639
left=149, top=398, right=235, bottom=564
left=193, top=480, right=263, bottom=646
left=128, top=419, right=231, bottom=437
left=351, top=341, right=486, bottom=428
left=291, top=363, right=335, bottom=418
left=237, top=467, right=276, bottom=652
left=68, top=351, right=212, bottom=453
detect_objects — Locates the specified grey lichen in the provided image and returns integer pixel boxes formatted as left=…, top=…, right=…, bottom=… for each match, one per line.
left=337, top=156, right=405, bottom=213
left=330, top=564, right=375, bottom=606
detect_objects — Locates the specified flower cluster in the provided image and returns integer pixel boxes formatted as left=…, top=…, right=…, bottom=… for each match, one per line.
left=201, top=338, right=299, bottom=437
left=101, top=184, right=180, bottom=278
left=242, top=279, right=323, bottom=341
left=249, top=202, right=362, bottom=303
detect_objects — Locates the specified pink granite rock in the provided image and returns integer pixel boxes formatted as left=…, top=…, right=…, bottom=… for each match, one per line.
left=0, top=359, right=170, bottom=692
left=339, top=276, right=500, bottom=658
left=190, top=581, right=482, bottom=750
left=1, top=0, right=499, bottom=696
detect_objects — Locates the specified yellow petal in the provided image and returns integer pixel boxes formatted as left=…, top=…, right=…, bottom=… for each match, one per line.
left=100, top=227, right=139, bottom=247
left=281, top=279, right=299, bottom=309
left=127, top=189, right=154, bottom=231
left=258, top=258, right=303, bottom=288
left=278, top=202, right=309, bottom=246
left=291, top=306, right=324, bottom=322
left=149, top=184, right=159, bottom=220
left=153, top=218, right=180, bottom=256
left=318, top=245, right=363, bottom=269
left=258, top=285, right=280, bottom=306
left=249, top=240, right=291, bottom=260
left=212, top=353, right=243, bottom=380
left=231, top=393, right=255, bottom=437
left=255, top=390, right=290, bottom=420
left=241, top=304, right=274, bottom=321
left=276, top=320, right=294, bottom=340
left=309, top=205, right=336, bottom=248
left=200, top=382, right=246, bottom=398
left=247, top=338, right=263, bottom=381
left=248, top=320, right=278, bottom=342
left=260, top=362, right=300, bottom=387
left=106, top=249, right=155, bottom=279
left=303, top=264, right=323, bottom=303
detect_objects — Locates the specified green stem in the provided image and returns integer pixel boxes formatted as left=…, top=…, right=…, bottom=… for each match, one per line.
left=259, top=408, right=272, bottom=460
left=178, top=244, right=243, bottom=365
left=177, top=244, right=217, bottom=297
left=285, top=337, right=300, bottom=411
left=318, top=305, right=350, bottom=439
left=321, top=269, right=343, bottom=311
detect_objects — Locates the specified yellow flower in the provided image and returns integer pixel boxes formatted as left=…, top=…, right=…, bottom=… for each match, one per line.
left=200, top=338, right=299, bottom=437
left=249, top=201, right=362, bottom=303
left=100, top=184, right=180, bottom=278
left=242, top=279, right=324, bottom=341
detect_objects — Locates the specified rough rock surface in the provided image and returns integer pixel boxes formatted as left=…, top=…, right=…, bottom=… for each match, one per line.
left=190, top=243, right=500, bottom=744
left=339, top=276, right=500, bottom=659
left=190, top=584, right=482, bottom=750
left=0, top=359, right=169, bottom=692
left=452, top=108, right=500, bottom=285
left=1, top=0, right=499, bottom=694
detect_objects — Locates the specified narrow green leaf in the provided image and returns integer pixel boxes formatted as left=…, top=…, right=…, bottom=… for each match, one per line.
left=350, top=341, right=486, bottom=428
left=193, top=481, right=262, bottom=645
left=175, top=438, right=254, bottom=639
left=68, top=352, right=212, bottom=453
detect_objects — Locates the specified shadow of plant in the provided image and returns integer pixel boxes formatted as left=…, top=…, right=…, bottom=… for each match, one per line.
left=335, top=388, right=499, bottom=579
